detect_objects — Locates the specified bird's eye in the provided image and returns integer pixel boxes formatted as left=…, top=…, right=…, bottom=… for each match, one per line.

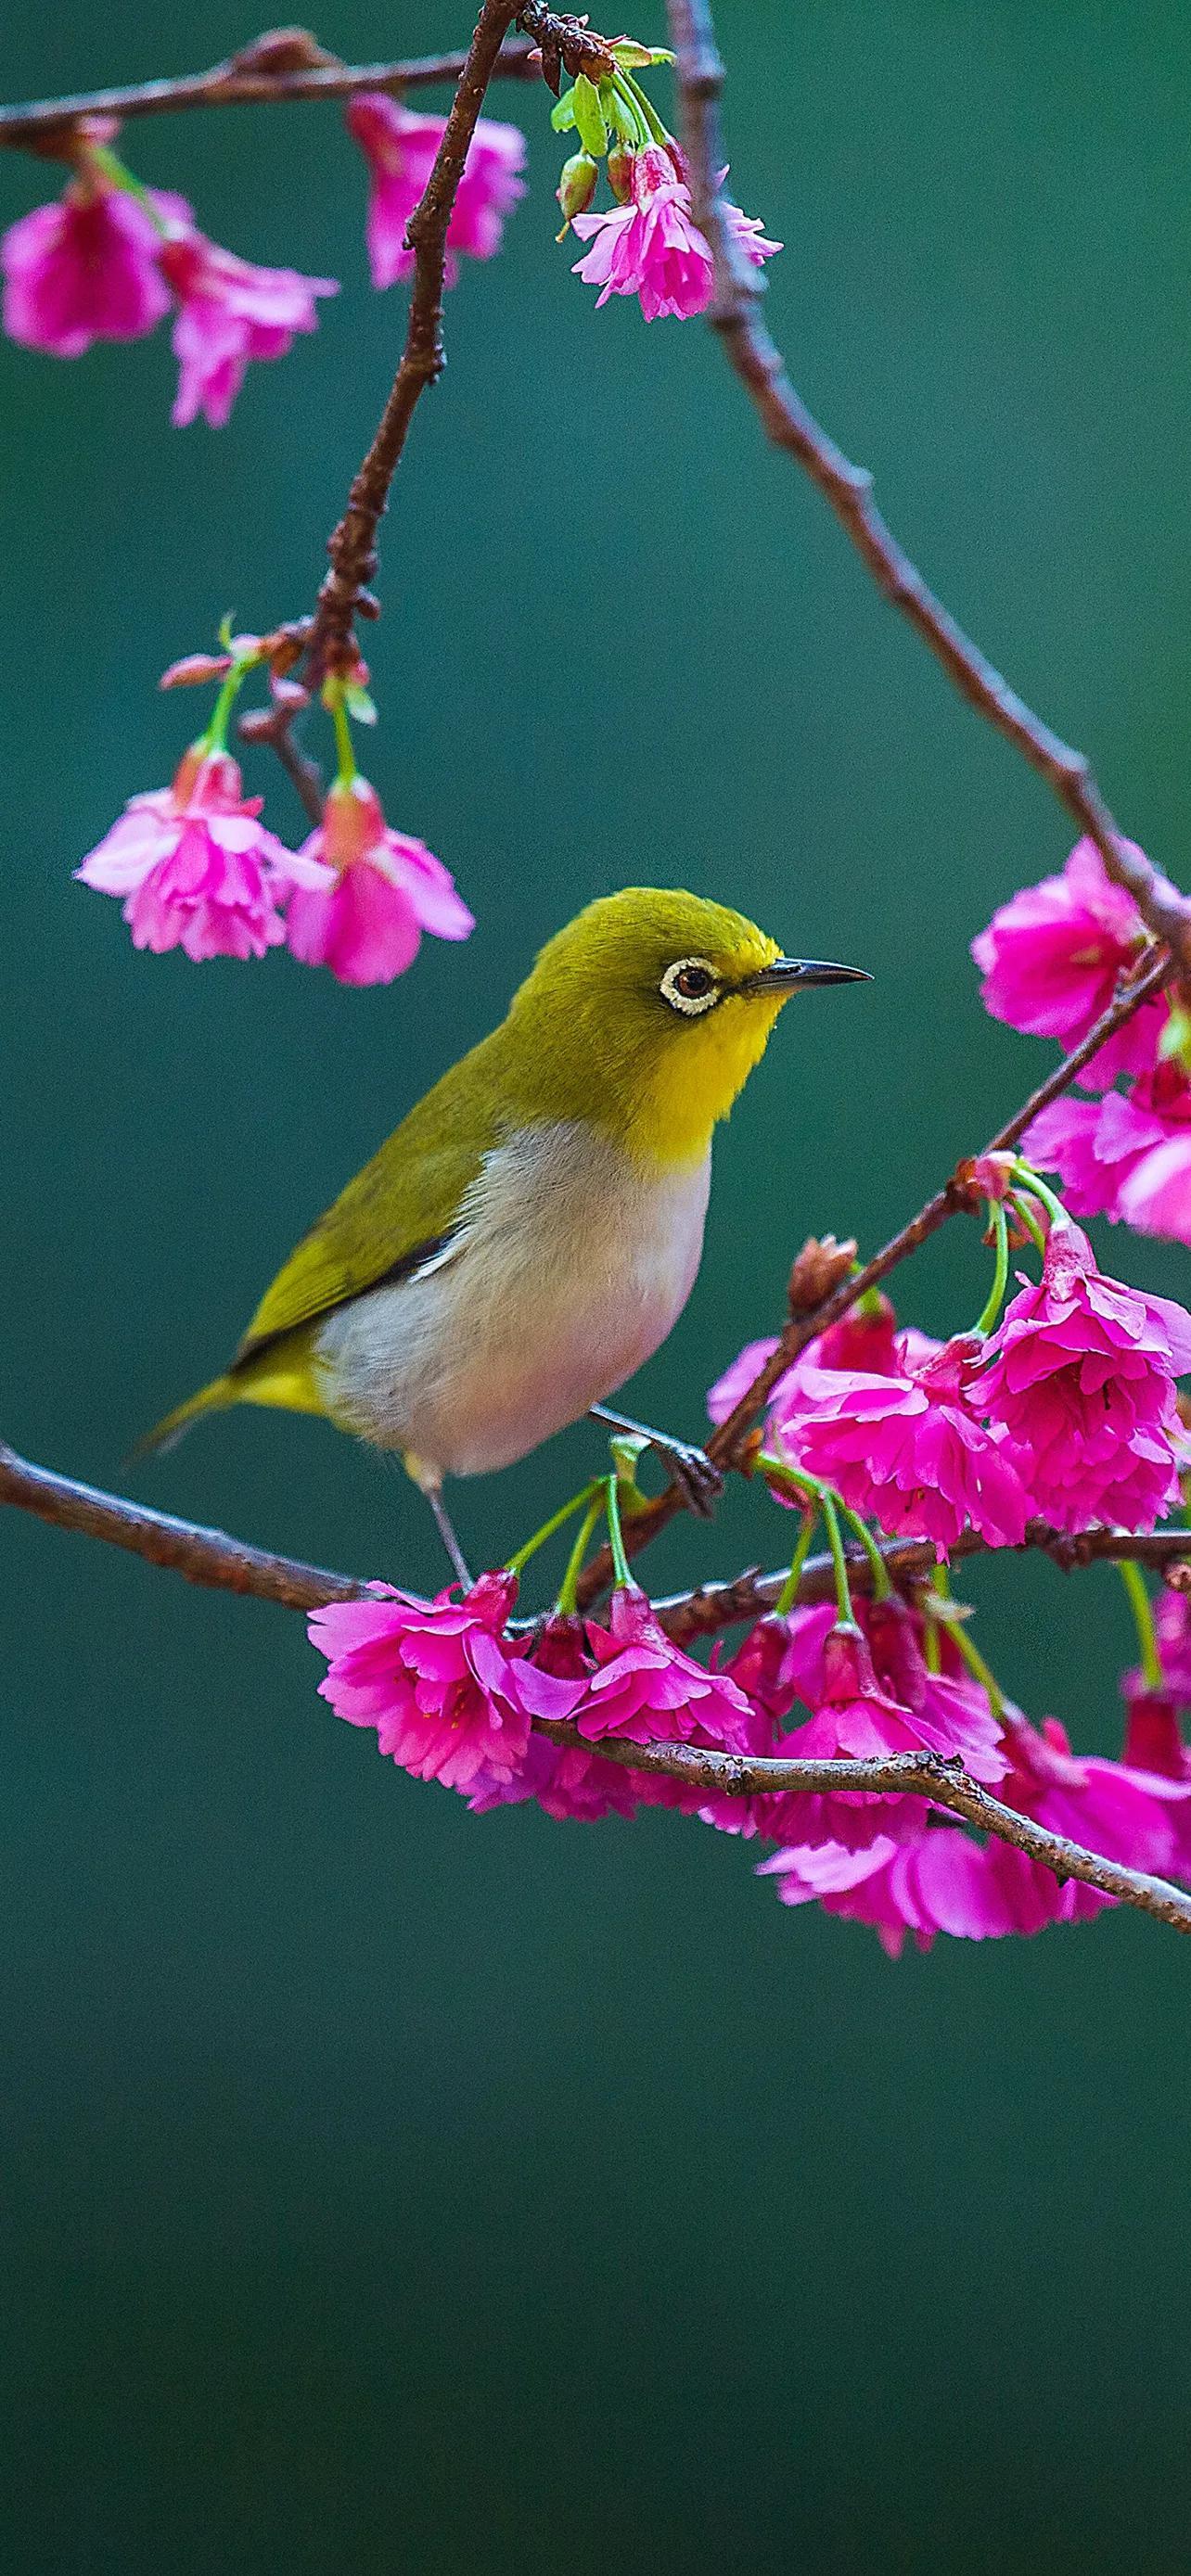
left=660, top=958, right=721, bottom=1016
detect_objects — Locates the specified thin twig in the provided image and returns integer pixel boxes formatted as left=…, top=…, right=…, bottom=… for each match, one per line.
left=574, top=947, right=1173, bottom=1604
left=0, top=1441, right=362, bottom=1612
left=531, top=1722, right=1191, bottom=1937
left=0, top=34, right=540, bottom=153
left=654, top=1520, right=1191, bottom=1644
left=307, top=0, right=523, bottom=680
left=5, top=1433, right=1191, bottom=1637
left=665, top=0, right=1191, bottom=980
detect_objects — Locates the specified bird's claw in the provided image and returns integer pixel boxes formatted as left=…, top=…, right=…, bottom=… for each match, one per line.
left=656, top=1437, right=723, bottom=1519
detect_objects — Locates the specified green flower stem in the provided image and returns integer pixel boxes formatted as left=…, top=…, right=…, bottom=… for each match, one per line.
left=328, top=688, right=358, bottom=786
left=973, top=1199, right=1010, bottom=1337
left=929, top=1603, right=1006, bottom=1724
left=818, top=1491, right=855, bottom=1627
left=615, top=67, right=670, bottom=148
left=757, top=1451, right=882, bottom=1618
left=1118, top=1559, right=1163, bottom=1691
left=604, top=1472, right=634, bottom=1592
left=1010, top=1160, right=1067, bottom=1231
left=771, top=1506, right=820, bottom=1619
left=1008, top=1190, right=1047, bottom=1256
left=203, top=659, right=252, bottom=756
left=505, top=1479, right=601, bottom=1580
left=87, top=142, right=170, bottom=234
left=840, top=1505, right=892, bottom=1600
left=556, top=1491, right=605, bottom=1617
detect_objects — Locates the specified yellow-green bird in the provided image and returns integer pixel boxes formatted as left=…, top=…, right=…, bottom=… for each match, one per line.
left=143, top=887, right=868, bottom=1575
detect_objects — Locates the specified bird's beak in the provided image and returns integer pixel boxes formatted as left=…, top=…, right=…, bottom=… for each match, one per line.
left=743, top=956, right=872, bottom=992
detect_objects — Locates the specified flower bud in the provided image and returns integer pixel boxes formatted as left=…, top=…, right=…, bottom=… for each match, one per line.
left=556, top=150, right=598, bottom=227
left=607, top=141, right=635, bottom=203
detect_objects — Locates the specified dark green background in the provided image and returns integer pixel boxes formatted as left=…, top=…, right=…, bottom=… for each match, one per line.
left=4, top=4, right=1191, bottom=2568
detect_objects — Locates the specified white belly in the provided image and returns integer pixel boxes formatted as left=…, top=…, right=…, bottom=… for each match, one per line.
left=314, top=1121, right=711, bottom=1478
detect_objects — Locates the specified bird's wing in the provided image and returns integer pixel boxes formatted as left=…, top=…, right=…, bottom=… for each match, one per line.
left=233, top=1044, right=508, bottom=1365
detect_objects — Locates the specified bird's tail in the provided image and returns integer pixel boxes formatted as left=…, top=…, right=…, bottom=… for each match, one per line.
left=132, top=1373, right=237, bottom=1460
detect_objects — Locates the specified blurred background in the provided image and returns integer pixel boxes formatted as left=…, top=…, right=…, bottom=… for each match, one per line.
left=3, top=2, right=1191, bottom=2567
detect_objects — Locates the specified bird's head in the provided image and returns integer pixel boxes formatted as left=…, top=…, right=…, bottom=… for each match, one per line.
left=505, top=887, right=869, bottom=1164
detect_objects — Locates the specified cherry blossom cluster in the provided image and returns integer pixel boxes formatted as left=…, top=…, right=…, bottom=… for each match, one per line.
left=307, top=1552, right=1191, bottom=1958
left=976, top=837, right=1191, bottom=1245
left=550, top=39, right=780, bottom=317
left=1, top=100, right=525, bottom=424
left=75, top=642, right=472, bottom=983
left=305, top=1151, right=1191, bottom=1956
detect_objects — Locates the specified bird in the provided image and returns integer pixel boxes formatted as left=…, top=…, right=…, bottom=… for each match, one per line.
left=141, top=886, right=868, bottom=1579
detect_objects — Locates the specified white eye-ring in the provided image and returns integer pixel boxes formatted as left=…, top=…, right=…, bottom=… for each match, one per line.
left=660, top=956, right=721, bottom=1016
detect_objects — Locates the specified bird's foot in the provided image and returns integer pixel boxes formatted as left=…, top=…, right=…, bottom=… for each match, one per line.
left=589, top=1405, right=724, bottom=1520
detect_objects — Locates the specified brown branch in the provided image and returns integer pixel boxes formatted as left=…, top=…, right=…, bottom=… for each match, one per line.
left=306, top=0, right=524, bottom=681
left=0, top=31, right=540, bottom=154
left=0, top=1440, right=362, bottom=1613
left=237, top=695, right=325, bottom=826
left=7, top=1429, right=1191, bottom=1627
left=531, top=1722, right=1191, bottom=1937
left=574, top=946, right=1173, bottom=1604
left=5, top=1433, right=1191, bottom=1931
left=665, top=0, right=1191, bottom=980
left=655, top=1518, right=1191, bottom=1644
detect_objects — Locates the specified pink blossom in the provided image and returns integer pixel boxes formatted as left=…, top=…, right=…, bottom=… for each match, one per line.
left=345, top=95, right=525, bottom=291
left=308, top=1570, right=586, bottom=1793
left=707, top=1299, right=939, bottom=1430
left=1154, top=1588, right=1191, bottom=1706
left=570, top=147, right=778, bottom=323
left=753, top=1617, right=1005, bottom=1853
left=971, top=838, right=1168, bottom=1085
left=2, top=177, right=182, bottom=356
left=978, top=1217, right=1191, bottom=1533
left=285, top=775, right=473, bottom=987
left=159, top=226, right=338, bottom=427
left=467, top=1617, right=637, bottom=1821
left=761, top=1704, right=1185, bottom=1952
left=1021, top=1082, right=1185, bottom=1221
left=758, top=1827, right=1112, bottom=1957
left=775, top=1335, right=1032, bottom=1555
left=1118, top=1672, right=1191, bottom=1881
left=1003, top=1708, right=1184, bottom=1875
left=75, top=745, right=331, bottom=962
left=1118, top=1090, right=1191, bottom=1242
left=574, top=1585, right=757, bottom=1752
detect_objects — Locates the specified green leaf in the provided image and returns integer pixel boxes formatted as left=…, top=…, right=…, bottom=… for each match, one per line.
left=602, top=81, right=638, bottom=145
left=609, top=40, right=674, bottom=68
left=572, top=72, right=608, bottom=158
left=343, top=680, right=378, bottom=726
left=550, top=88, right=578, bottom=132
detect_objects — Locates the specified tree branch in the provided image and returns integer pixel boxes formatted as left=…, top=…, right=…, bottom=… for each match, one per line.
left=0, top=32, right=540, bottom=154
left=306, top=0, right=524, bottom=681
left=531, top=1722, right=1191, bottom=1937
left=654, top=1519, right=1191, bottom=1644
left=5, top=1434, right=1190, bottom=1932
left=574, top=946, right=1173, bottom=1603
left=665, top=0, right=1191, bottom=979
left=0, top=1440, right=362, bottom=1612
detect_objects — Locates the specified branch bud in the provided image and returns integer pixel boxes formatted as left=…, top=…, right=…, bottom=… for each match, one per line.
left=787, top=1233, right=858, bottom=1315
